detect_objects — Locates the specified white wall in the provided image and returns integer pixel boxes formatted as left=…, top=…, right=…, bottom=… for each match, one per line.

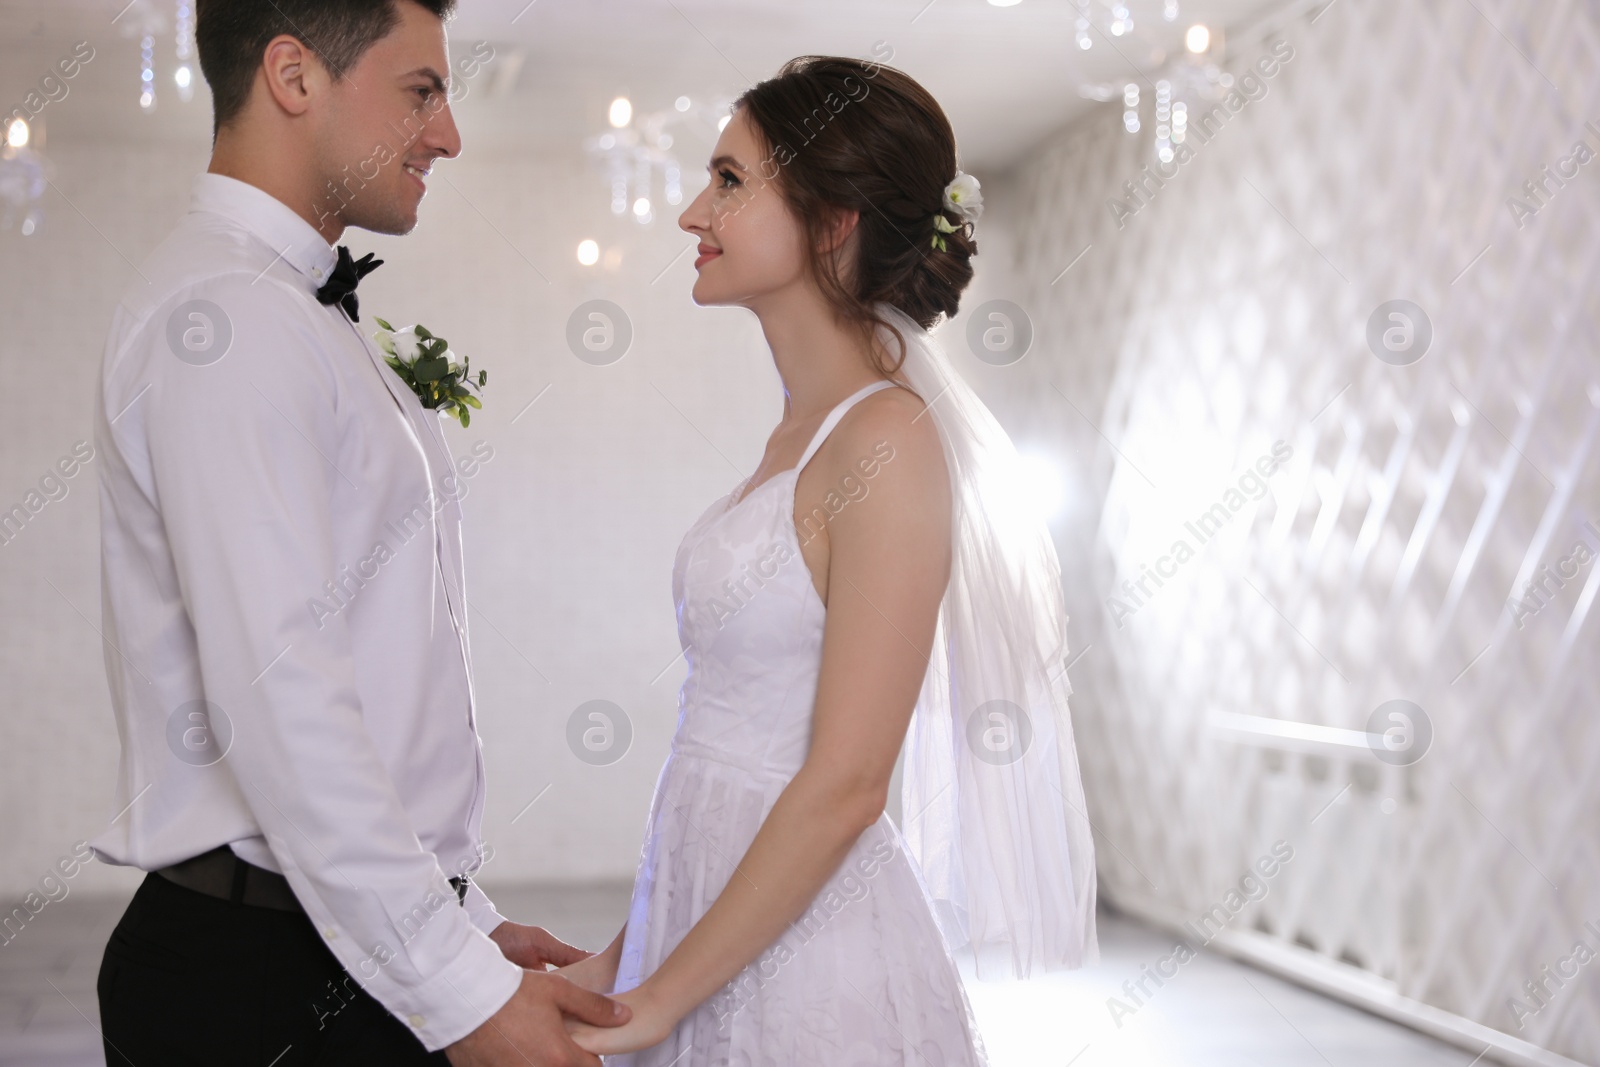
left=972, top=0, right=1600, bottom=1061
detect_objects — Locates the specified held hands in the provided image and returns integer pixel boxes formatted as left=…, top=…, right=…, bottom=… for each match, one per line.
left=463, top=920, right=669, bottom=1060
left=564, top=984, right=677, bottom=1057
left=553, top=942, right=681, bottom=1056
left=554, top=922, right=626, bottom=996
left=444, top=968, right=631, bottom=1067
left=444, top=923, right=629, bottom=1066
left=555, top=947, right=621, bottom=995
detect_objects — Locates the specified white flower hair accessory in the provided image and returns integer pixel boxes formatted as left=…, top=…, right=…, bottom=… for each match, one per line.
left=932, top=170, right=983, bottom=251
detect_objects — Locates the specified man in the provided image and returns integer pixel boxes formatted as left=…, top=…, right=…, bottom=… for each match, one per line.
left=90, top=2, right=629, bottom=1063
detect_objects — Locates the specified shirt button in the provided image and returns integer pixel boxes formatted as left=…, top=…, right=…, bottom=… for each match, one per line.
left=324, top=927, right=337, bottom=939
left=312, top=267, right=324, bottom=279
left=408, top=1014, right=426, bottom=1028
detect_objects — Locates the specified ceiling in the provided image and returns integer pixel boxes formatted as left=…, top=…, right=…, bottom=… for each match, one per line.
left=1, top=0, right=1283, bottom=171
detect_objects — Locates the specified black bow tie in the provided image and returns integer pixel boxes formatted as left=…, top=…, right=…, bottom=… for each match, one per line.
left=315, top=245, right=384, bottom=322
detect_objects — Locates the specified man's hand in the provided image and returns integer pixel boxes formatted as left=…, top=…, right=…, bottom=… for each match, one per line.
left=565, top=983, right=675, bottom=1057
left=444, top=969, right=630, bottom=1067
left=489, top=920, right=593, bottom=971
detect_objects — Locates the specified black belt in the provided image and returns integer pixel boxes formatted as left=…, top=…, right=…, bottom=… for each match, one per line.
left=155, top=844, right=469, bottom=913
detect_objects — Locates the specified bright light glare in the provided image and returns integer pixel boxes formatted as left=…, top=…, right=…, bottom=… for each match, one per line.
left=990, top=450, right=1068, bottom=537
left=717, top=114, right=732, bottom=132
left=576, top=239, right=600, bottom=266
left=674, top=95, right=691, bottom=111
left=1185, top=23, right=1211, bottom=52
left=5, top=118, right=28, bottom=148
left=175, top=65, right=192, bottom=89
left=987, top=0, right=1023, bottom=6
left=608, top=96, right=632, bottom=127
left=632, top=197, right=651, bottom=217
left=1015, top=452, right=1067, bottom=520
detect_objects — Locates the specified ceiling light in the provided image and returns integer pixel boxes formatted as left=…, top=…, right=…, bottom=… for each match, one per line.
left=608, top=96, right=632, bottom=127
left=1185, top=24, right=1211, bottom=52
left=577, top=239, right=599, bottom=266
left=6, top=118, right=28, bottom=148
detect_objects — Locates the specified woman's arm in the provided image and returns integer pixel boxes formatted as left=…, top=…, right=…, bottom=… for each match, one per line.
left=568, top=389, right=952, bottom=1055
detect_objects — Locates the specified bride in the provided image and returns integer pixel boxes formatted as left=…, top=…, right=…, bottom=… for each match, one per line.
left=558, top=56, right=1098, bottom=1064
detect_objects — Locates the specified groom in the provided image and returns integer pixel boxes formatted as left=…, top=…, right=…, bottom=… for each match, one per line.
left=90, top=1, right=628, bottom=1064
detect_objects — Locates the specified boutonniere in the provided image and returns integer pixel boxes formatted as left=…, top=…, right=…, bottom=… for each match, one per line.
left=371, top=318, right=487, bottom=428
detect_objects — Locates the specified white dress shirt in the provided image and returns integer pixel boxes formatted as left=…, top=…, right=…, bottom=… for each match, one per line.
left=90, top=173, right=522, bottom=1050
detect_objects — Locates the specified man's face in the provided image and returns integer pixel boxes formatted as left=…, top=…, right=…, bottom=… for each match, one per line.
left=315, top=0, right=462, bottom=236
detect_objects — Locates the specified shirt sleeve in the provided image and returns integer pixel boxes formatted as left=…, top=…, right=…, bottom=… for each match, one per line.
left=138, top=274, right=521, bottom=1050
left=461, top=879, right=510, bottom=937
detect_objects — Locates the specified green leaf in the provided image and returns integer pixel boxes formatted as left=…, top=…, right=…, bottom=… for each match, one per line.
left=374, top=317, right=395, bottom=332
left=459, top=408, right=471, bottom=428
left=413, top=355, right=449, bottom=382
left=478, top=370, right=487, bottom=386
left=462, top=394, right=482, bottom=409
left=414, top=324, right=434, bottom=340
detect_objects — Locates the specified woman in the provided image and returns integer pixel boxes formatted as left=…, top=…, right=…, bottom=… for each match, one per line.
left=558, top=56, right=1098, bottom=1064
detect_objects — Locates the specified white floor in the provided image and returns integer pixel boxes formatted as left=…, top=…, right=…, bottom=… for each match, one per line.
left=1, top=882, right=1483, bottom=1066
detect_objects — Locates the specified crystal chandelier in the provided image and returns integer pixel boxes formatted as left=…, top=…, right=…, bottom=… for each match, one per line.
left=0, top=118, right=46, bottom=236
left=1071, top=0, right=1182, bottom=51
left=585, top=94, right=729, bottom=226
left=1079, top=7, right=1234, bottom=165
left=118, top=0, right=201, bottom=112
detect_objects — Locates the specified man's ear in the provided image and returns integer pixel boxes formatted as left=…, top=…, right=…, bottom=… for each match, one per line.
left=259, top=34, right=325, bottom=119
left=817, top=206, right=860, bottom=255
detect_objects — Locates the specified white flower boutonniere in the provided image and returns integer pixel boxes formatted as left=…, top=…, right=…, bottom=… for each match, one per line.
left=372, top=318, right=487, bottom=428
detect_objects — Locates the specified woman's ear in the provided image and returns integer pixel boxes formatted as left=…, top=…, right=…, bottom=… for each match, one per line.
left=817, top=206, right=861, bottom=255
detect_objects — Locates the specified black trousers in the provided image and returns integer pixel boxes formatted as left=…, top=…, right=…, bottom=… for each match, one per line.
left=97, top=871, right=451, bottom=1066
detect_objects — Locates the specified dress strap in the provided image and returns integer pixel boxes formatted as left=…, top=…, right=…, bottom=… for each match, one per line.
left=796, top=380, right=900, bottom=471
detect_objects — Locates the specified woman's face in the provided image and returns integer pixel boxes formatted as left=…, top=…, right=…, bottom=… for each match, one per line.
left=678, top=109, right=809, bottom=309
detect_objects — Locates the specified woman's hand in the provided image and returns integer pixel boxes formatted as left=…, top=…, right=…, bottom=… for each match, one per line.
left=554, top=922, right=627, bottom=994
left=556, top=950, right=618, bottom=995
left=564, top=984, right=677, bottom=1056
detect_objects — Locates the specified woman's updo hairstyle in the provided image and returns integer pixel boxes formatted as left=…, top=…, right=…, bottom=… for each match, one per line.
left=733, top=55, right=976, bottom=373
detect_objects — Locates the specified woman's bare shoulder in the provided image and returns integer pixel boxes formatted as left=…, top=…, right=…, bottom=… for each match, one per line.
left=816, top=383, right=949, bottom=519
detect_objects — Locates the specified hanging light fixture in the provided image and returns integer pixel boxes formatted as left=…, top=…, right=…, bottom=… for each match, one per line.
left=1073, top=0, right=1181, bottom=50
left=0, top=117, right=46, bottom=236
left=140, top=33, right=156, bottom=110
left=585, top=94, right=728, bottom=226
left=115, top=1, right=176, bottom=112
left=1079, top=3, right=1230, bottom=164
left=174, top=1, right=196, bottom=103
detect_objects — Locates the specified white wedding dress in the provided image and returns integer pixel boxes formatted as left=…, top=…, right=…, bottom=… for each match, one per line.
left=609, top=380, right=988, bottom=1066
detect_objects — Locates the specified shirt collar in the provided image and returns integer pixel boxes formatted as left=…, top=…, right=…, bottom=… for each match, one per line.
left=189, top=173, right=339, bottom=289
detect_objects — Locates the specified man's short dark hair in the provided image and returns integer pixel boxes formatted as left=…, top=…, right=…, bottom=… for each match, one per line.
left=196, top=0, right=457, bottom=134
